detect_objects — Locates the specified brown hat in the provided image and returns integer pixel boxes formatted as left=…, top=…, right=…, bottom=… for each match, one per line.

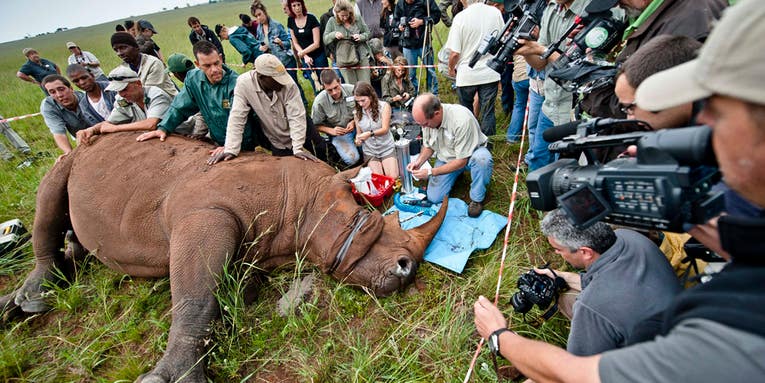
left=254, top=54, right=293, bottom=86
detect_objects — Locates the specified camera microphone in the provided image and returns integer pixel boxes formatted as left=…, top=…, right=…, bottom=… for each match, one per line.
left=542, top=118, right=622, bottom=142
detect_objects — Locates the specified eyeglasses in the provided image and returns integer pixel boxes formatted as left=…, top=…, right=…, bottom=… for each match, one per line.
left=619, top=102, right=637, bottom=115
left=107, top=75, right=138, bottom=81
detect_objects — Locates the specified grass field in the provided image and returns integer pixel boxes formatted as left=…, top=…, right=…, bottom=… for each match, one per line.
left=0, top=1, right=571, bottom=381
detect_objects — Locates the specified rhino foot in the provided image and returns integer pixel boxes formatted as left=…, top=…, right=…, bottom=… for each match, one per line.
left=13, top=268, right=55, bottom=313
left=135, top=333, right=208, bottom=383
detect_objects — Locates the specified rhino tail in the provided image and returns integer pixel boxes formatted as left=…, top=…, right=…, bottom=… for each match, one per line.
left=406, top=197, right=449, bottom=260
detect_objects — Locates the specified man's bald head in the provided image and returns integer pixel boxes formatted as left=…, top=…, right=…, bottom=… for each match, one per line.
left=412, top=93, right=443, bottom=129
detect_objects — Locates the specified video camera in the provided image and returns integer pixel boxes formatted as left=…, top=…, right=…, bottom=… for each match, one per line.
left=543, top=10, right=625, bottom=92
left=467, top=0, right=547, bottom=72
left=526, top=120, right=725, bottom=232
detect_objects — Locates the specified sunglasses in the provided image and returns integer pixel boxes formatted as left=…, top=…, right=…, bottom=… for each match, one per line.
left=107, top=75, right=138, bottom=81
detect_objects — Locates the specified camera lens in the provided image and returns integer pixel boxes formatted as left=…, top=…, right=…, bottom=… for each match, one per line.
left=511, top=292, right=533, bottom=314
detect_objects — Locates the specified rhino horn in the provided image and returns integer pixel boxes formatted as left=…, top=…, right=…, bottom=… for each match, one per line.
left=406, top=197, right=448, bottom=260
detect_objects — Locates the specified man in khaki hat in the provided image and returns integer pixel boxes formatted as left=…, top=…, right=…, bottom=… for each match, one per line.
left=66, top=41, right=107, bottom=81
left=165, top=53, right=195, bottom=82
left=473, top=1, right=765, bottom=381
left=208, top=53, right=332, bottom=165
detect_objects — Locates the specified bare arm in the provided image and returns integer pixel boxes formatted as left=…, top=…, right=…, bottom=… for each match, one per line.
left=303, top=26, right=322, bottom=55
left=53, top=133, right=73, bottom=154
left=515, top=39, right=560, bottom=71
left=16, top=72, right=38, bottom=84
left=474, top=296, right=601, bottom=383
left=448, top=50, right=460, bottom=77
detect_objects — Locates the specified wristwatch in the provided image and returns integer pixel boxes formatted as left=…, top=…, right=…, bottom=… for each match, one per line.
left=487, top=328, right=511, bottom=355
left=426, top=167, right=433, bottom=177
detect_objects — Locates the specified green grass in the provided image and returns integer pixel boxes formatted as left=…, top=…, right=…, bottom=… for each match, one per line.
left=0, top=0, right=572, bottom=381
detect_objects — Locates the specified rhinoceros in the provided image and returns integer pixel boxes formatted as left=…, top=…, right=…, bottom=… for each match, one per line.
left=0, top=133, right=446, bottom=382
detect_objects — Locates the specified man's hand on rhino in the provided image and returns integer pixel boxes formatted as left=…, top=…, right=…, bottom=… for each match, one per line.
left=77, top=125, right=100, bottom=145
left=294, top=150, right=319, bottom=162
left=207, top=147, right=236, bottom=166
left=137, top=129, right=167, bottom=142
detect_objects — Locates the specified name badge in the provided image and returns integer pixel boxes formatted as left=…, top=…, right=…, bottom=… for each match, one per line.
left=222, top=99, right=231, bottom=109
left=298, top=29, right=305, bottom=33
left=345, top=96, right=355, bottom=102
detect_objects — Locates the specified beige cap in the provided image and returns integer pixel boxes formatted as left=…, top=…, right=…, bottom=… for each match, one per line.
left=66, top=41, right=78, bottom=49
left=636, top=0, right=765, bottom=111
left=105, top=66, right=140, bottom=92
left=254, top=53, right=293, bottom=86
left=22, top=48, right=36, bottom=56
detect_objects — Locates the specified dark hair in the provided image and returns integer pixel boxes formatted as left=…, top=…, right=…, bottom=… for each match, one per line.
left=193, top=40, right=220, bottom=59
left=621, top=35, right=702, bottom=88
left=124, top=20, right=135, bottom=29
left=320, top=69, right=340, bottom=85
left=116, top=24, right=126, bottom=32
left=214, top=24, right=224, bottom=37
left=419, top=93, right=441, bottom=119
left=250, top=1, right=270, bottom=19
left=41, top=74, right=71, bottom=89
left=381, top=0, right=396, bottom=18
left=65, top=63, right=90, bottom=77
left=354, top=82, right=380, bottom=121
left=286, top=0, right=308, bottom=18
left=239, top=13, right=252, bottom=24
left=188, top=16, right=201, bottom=27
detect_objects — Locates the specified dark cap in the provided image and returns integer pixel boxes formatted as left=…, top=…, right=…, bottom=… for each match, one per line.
left=138, top=19, right=158, bottom=34
left=111, top=32, right=139, bottom=48
left=585, top=0, right=619, bottom=14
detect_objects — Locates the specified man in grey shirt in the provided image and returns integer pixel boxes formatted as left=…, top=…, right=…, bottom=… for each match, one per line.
left=537, top=209, right=680, bottom=356
left=472, top=2, right=765, bottom=381
left=311, top=69, right=361, bottom=167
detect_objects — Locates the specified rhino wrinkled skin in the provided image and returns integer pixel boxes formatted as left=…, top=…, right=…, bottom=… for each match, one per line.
left=0, top=133, right=446, bottom=382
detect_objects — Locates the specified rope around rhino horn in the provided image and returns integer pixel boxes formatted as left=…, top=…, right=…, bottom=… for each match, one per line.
left=328, top=210, right=371, bottom=275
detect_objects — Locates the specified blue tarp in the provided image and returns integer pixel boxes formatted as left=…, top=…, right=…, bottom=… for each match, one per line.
left=385, top=197, right=507, bottom=273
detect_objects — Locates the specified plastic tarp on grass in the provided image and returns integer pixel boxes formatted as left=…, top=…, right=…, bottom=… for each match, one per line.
left=385, top=198, right=507, bottom=273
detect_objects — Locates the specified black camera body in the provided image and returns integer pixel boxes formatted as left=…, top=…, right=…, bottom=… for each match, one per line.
left=526, top=124, right=725, bottom=232
left=400, top=17, right=411, bottom=40
left=511, top=268, right=568, bottom=315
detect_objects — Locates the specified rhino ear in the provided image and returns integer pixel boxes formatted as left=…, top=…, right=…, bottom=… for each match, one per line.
left=383, top=211, right=401, bottom=227
left=332, top=165, right=364, bottom=183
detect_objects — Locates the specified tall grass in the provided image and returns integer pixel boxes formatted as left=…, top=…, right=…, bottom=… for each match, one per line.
left=0, top=0, right=571, bottom=381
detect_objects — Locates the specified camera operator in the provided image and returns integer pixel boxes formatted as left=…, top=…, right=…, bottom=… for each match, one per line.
left=515, top=0, right=589, bottom=171
left=534, top=209, right=680, bottom=356
left=580, top=0, right=727, bottom=119
left=474, top=2, right=765, bottom=381
left=393, top=0, right=441, bottom=95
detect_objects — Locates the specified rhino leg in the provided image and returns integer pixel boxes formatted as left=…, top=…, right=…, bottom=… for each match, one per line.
left=138, top=209, right=242, bottom=383
left=14, top=155, right=75, bottom=313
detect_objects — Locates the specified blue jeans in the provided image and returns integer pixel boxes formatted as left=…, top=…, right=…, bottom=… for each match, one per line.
left=403, top=46, right=438, bottom=95
left=527, top=111, right=555, bottom=171
left=457, top=81, right=499, bottom=137
left=331, top=132, right=361, bottom=166
left=426, top=146, right=493, bottom=203
left=507, top=79, right=529, bottom=142
left=524, top=89, right=544, bottom=166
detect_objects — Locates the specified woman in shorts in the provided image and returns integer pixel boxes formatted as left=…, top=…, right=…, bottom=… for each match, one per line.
left=353, top=81, right=398, bottom=178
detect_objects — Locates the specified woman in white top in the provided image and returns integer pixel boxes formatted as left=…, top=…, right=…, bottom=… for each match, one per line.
left=353, top=81, right=398, bottom=178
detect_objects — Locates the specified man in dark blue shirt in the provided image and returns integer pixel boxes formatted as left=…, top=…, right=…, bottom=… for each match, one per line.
left=17, top=48, right=61, bottom=95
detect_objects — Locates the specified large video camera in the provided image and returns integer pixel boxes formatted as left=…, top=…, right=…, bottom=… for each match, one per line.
left=467, top=0, right=547, bottom=72
left=543, top=10, right=625, bottom=92
left=526, top=121, right=725, bottom=232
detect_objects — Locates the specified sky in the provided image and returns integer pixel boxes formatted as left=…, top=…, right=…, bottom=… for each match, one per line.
left=0, top=0, right=208, bottom=43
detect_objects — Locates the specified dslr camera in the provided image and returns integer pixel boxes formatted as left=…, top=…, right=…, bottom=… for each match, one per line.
left=511, top=266, right=569, bottom=318
left=526, top=121, right=725, bottom=232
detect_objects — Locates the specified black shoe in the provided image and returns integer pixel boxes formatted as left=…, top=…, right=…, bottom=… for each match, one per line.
left=468, top=200, right=483, bottom=218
